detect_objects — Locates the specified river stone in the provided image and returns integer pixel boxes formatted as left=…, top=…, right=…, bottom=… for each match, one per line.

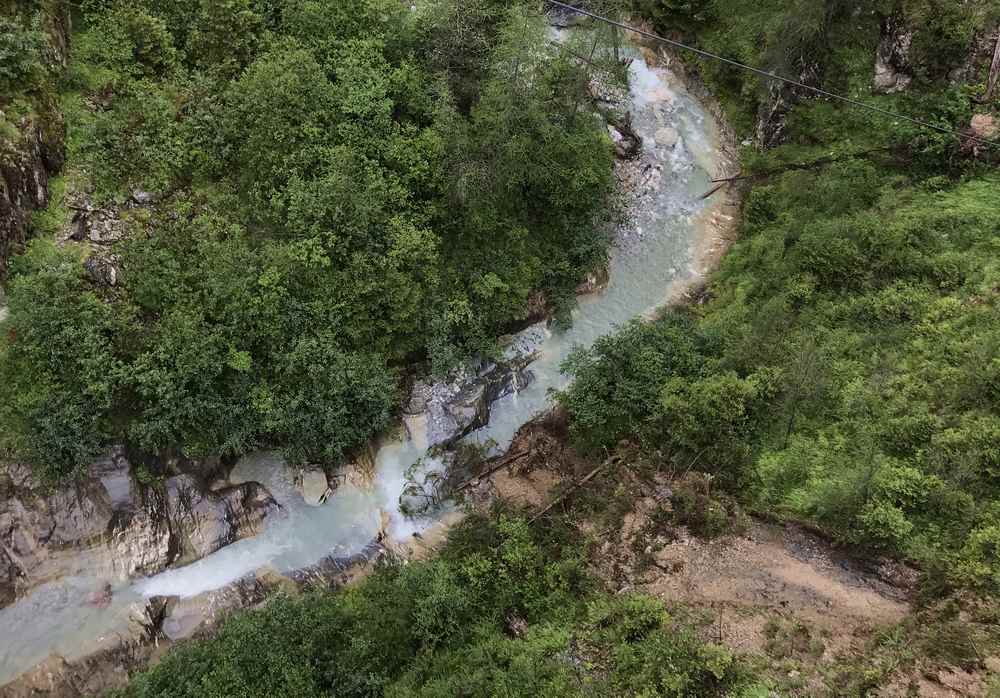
left=654, top=126, right=678, bottom=148
left=644, top=83, right=673, bottom=104
left=160, top=596, right=210, bottom=641
left=414, top=355, right=537, bottom=449
left=299, top=469, right=332, bottom=506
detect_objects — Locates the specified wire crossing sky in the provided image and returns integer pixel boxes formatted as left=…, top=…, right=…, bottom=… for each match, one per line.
left=545, top=0, right=1000, bottom=149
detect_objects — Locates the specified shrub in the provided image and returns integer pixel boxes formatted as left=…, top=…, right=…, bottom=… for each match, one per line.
left=0, top=241, right=124, bottom=481
left=0, top=16, right=43, bottom=94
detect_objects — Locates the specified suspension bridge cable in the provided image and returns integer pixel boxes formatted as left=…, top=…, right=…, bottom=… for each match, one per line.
left=545, top=0, right=1000, bottom=149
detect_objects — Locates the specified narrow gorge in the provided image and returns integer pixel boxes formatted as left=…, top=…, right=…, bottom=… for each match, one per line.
left=0, top=16, right=735, bottom=691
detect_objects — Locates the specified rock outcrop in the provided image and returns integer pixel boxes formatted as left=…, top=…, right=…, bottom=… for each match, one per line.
left=755, top=61, right=822, bottom=149
left=402, top=344, right=541, bottom=451
left=0, top=108, right=65, bottom=276
left=873, top=14, right=914, bottom=94
left=0, top=6, right=70, bottom=276
left=0, top=454, right=278, bottom=609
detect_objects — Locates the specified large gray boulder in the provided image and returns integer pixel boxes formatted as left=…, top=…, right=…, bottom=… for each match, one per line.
left=298, top=468, right=333, bottom=506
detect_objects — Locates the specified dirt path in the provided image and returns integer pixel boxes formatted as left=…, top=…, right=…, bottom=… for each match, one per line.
left=640, top=520, right=910, bottom=654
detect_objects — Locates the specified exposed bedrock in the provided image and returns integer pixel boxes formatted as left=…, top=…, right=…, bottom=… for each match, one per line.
left=0, top=452, right=278, bottom=610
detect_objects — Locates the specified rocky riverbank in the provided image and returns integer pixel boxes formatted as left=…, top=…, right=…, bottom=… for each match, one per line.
left=0, top=453, right=277, bottom=611
left=0, top=343, right=540, bottom=693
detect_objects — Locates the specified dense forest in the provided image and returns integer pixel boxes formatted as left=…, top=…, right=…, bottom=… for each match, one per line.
left=0, top=0, right=618, bottom=480
left=3, top=0, right=1000, bottom=695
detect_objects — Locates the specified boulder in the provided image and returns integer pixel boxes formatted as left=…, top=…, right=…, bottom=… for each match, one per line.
left=604, top=111, right=642, bottom=160
left=128, top=190, right=157, bottom=206
left=963, top=113, right=999, bottom=158
left=405, top=354, right=537, bottom=450
left=654, top=126, right=679, bottom=148
left=83, top=252, right=120, bottom=286
left=165, top=475, right=277, bottom=565
left=298, top=468, right=333, bottom=506
left=970, top=113, right=998, bottom=140
left=80, top=208, right=128, bottom=245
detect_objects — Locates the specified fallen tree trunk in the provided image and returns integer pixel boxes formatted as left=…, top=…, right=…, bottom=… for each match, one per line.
left=530, top=458, right=615, bottom=522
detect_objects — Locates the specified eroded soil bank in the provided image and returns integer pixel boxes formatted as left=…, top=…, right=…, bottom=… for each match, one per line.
left=457, top=413, right=996, bottom=697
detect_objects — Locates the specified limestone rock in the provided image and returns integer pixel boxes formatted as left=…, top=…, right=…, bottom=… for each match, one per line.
left=83, top=252, right=120, bottom=286
left=0, top=455, right=278, bottom=609
left=0, top=461, right=114, bottom=605
left=755, top=61, right=821, bottom=148
left=299, top=468, right=333, bottom=506
left=160, top=573, right=276, bottom=641
left=0, top=110, right=64, bottom=276
left=165, top=475, right=278, bottom=565
left=605, top=111, right=642, bottom=160
left=2, top=656, right=79, bottom=698
left=874, top=16, right=913, bottom=94
left=407, top=355, right=537, bottom=450
left=68, top=206, right=129, bottom=245
left=0, top=0, right=69, bottom=277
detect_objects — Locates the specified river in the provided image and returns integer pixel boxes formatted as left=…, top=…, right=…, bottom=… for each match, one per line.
left=0, top=33, right=729, bottom=688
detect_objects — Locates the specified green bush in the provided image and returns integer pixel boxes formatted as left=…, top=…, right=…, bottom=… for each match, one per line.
left=0, top=15, right=44, bottom=94
left=545, top=0, right=1000, bottom=597
left=558, top=316, right=707, bottom=452
left=0, top=241, right=124, bottom=481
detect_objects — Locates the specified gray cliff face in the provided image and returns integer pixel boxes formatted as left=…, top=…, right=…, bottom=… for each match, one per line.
left=0, top=454, right=278, bottom=609
left=874, top=14, right=914, bottom=94
left=754, top=61, right=822, bottom=149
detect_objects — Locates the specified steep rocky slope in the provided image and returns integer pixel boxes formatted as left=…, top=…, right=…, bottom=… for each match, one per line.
left=0, top=2, right=70, bottom=276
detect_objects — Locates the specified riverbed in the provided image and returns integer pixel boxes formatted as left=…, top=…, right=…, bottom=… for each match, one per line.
left=0, top=32, right=732, bottom=688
